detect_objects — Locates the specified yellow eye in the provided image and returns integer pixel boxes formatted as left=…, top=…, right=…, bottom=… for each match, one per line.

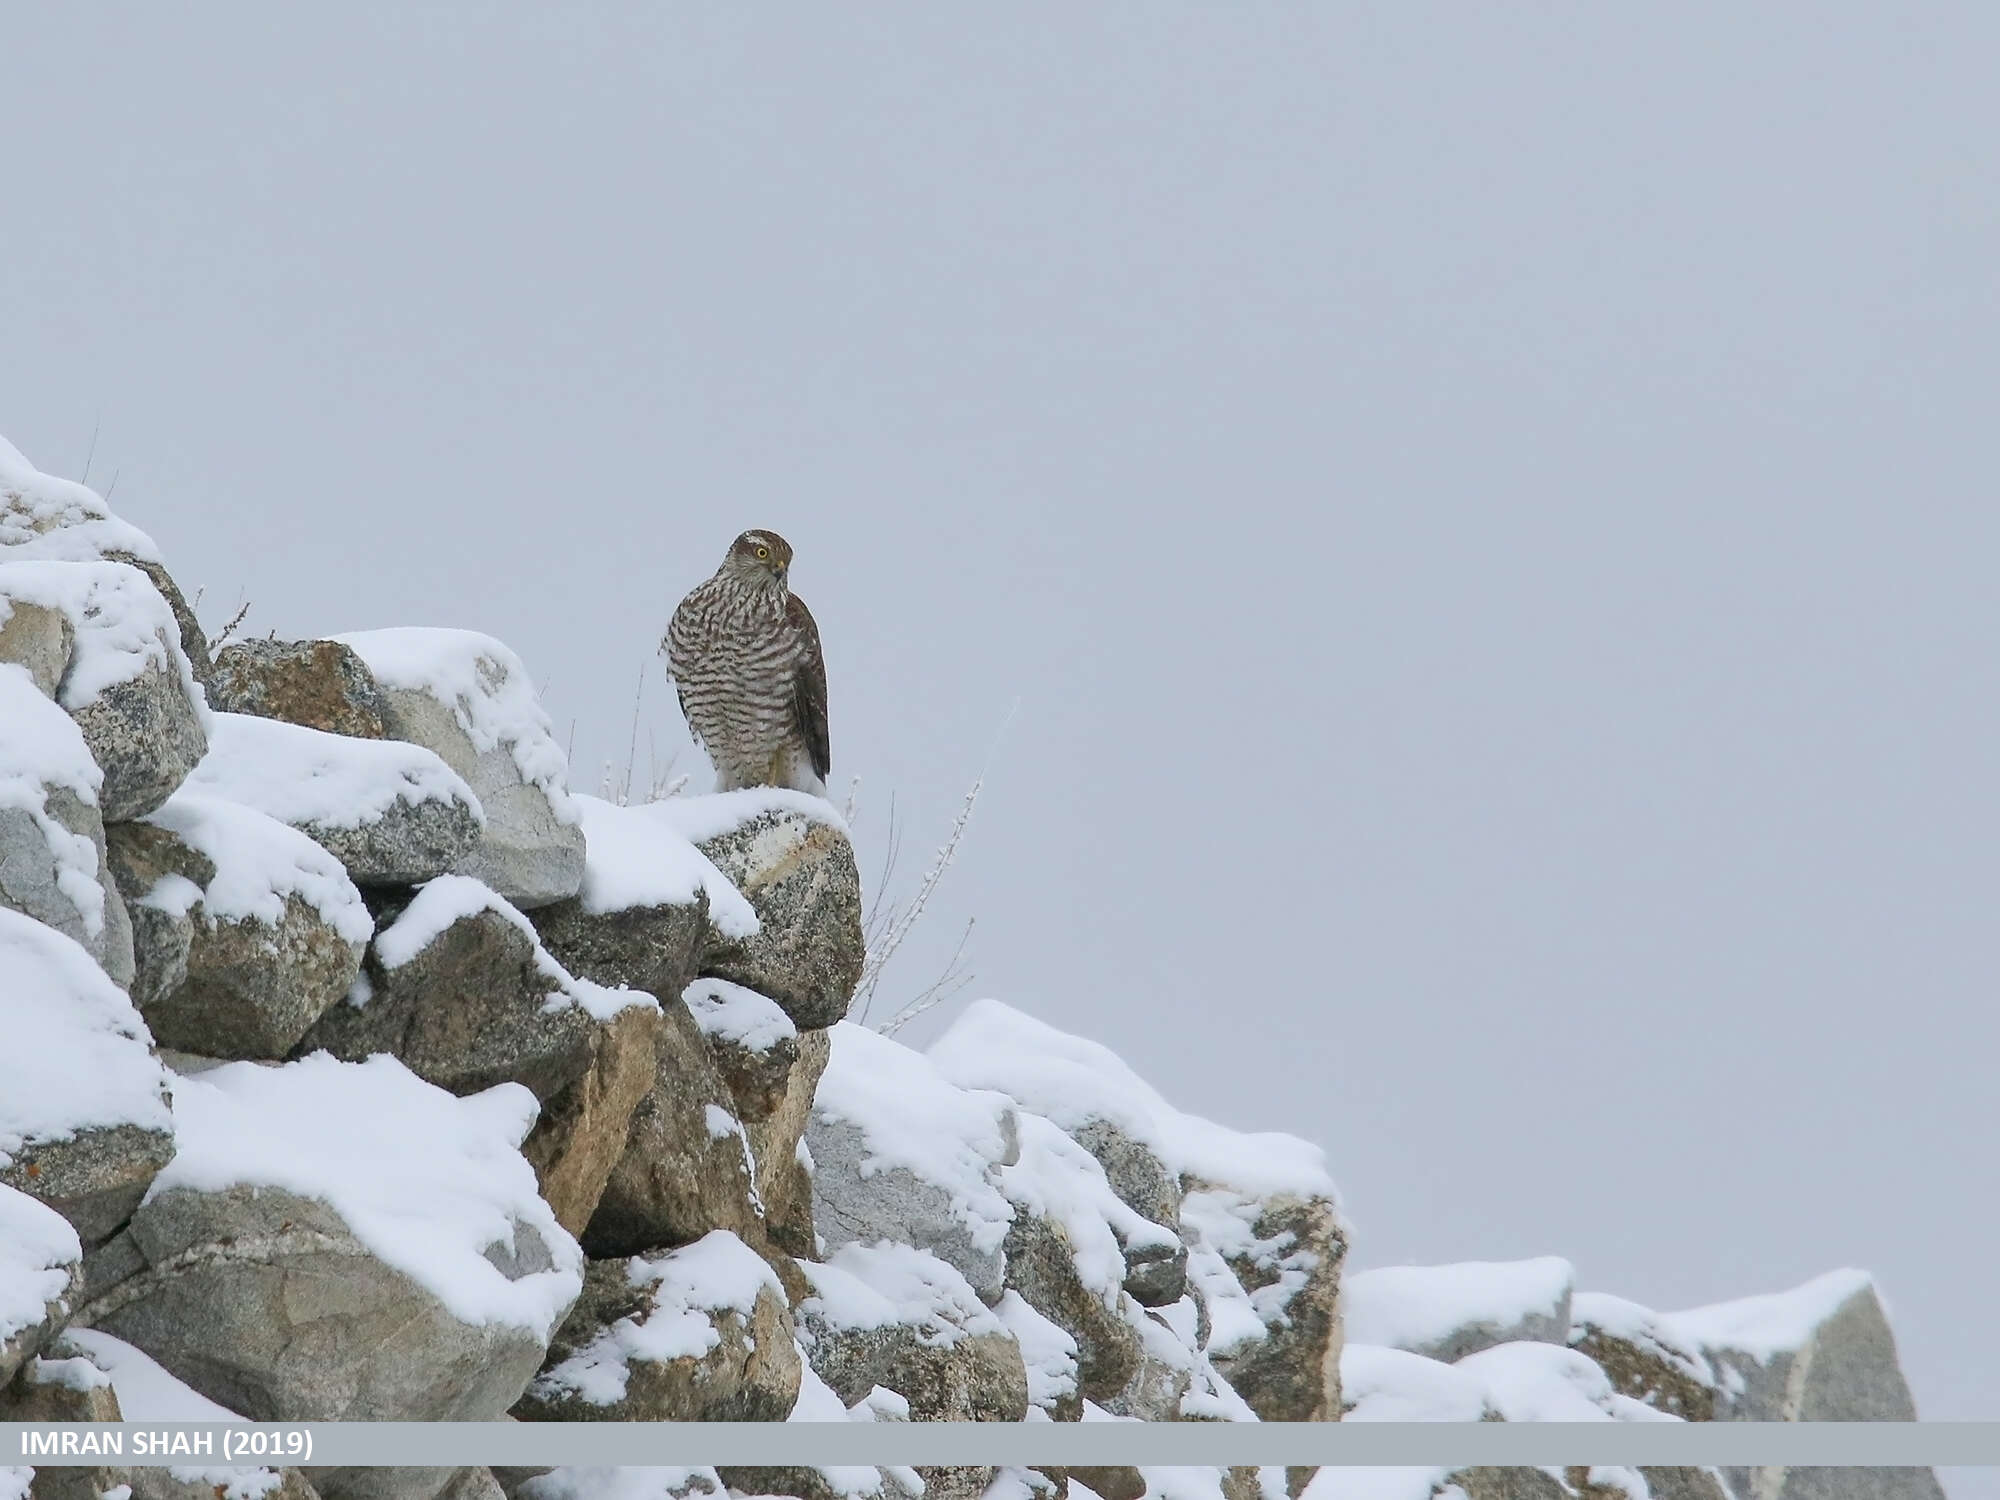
left=755, top=545, right=770, bottom=560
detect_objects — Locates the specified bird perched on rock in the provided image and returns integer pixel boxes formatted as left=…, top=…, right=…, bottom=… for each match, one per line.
left=664, top=528, right=831, bottom=796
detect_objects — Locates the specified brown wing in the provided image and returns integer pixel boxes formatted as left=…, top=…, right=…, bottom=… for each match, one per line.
left=787, top=592, right=832, bottom=782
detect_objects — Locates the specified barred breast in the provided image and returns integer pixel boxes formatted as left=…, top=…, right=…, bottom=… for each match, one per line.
left=667, top=574, right=806, bottom=791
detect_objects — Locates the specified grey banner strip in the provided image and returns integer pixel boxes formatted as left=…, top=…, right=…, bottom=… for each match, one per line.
left=7, top=1423, right=2000, bottom=1468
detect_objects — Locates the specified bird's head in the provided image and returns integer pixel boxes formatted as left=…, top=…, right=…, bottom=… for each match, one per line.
left=723, top=529, right=794, bottom=590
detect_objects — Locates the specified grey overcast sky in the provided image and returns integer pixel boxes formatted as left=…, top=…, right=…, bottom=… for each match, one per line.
left=4, top=1, right=1995, bottom=1454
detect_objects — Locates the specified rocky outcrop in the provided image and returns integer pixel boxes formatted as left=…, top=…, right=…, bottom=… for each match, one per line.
left=795, top=1244, right=1030, bottom=1423
left=808, top=1022, right=1015, bottom=1302
left=517, top=1004, right=665, bottom=1238
left=0, top=909, right=174, bottom=1244
left=688, top=796, right=864, bottom=1028
left=123, top=793, right=370, bottom=1058
left=188, top=712, right=484, bottom=887
left=1343, top=1256, right=1573, bottom=1366
left=582, top=998, right=768, bottom=1260
left=1668, top=1272, right=1946, bottom=1500
left=745, top=1023, right=831, bottom=1259
left=209, top=636, right=393, bottom=738
left=297, top=875, right=656, bottom=1103
left=1568, top=1293, right=1717, bottom=1421
left=0, top=440, right=1953, bottom=1500
left=0, top=560, right=208, bottom=821
left=512, top=1231, right=799, bottom=1422
left=335, top=629, right=585, bottom=908
left=0, top=665, right=134, bottom=988
left=0, top=1186, right=81, bottom=1387
left=73, top=1056, right=580, bottom=1429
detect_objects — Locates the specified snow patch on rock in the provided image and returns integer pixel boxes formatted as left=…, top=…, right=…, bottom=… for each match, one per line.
left=148, top=1053, right=582, bottom=1341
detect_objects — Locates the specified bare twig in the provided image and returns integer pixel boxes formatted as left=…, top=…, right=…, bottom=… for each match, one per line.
left=210, top=598, right=253, bottom=651
left=878, top=918, right=977, bottom=1037
left=852, top=776, right=983, bottom=1024
left=81, top=418, right=100, bottom=488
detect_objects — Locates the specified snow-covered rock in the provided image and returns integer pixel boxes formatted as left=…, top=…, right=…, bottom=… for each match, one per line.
left=517, top=1004, right=667, bottom=1239
left=513, top=1230, right=798, bottom=1422
left=333, top=629, right=584, bottom=908
left=529, top=794, right=743, bottom=1032
left=1569, top=1293, right=1717, bottom=1421
left=745, top=1025, right=831, bottom=1260
left=0, top=1186, right=81, bottom=1387
left=519, top=1473, right=724, bottom=1500
left=0, top=664, right=134, bottom=987
left=0, top=597, right=72, bottom=699
left=0, top=560, right=208, bottom=820
left=0, top=909, right=174, bottom=1244
left=297, top=875, right=656, bottom=1103
left=994, top=1288, right=1081, bottom=1421
left=683, top=977, right=800, bottom=1122
left=1340, top=1343, right=1496, bottom=1422
left=1667, top=1269, right=1920, bottom=1421
left=795, top=1242, right=1030, bottom=1423
left=1665, top=1272, right=1944, bottom=1500
left=677, top=791, right=863, bottom=1029
left=581, top=1000, right=768, bottom=1261
left=0, top=438, right=212, bottom=688
left=209, top=637, right=393, bottom=739
left=122, top=792, right=370, bottom=1057
left=1453, top=1340, right=1657, bottom=1423
left=76, top=1055, right=581, bottom=1430
left=187, top=712, right=484, bottom=886
left=1068, top=1117, right=1187, bottom=1306
left=809, top=1022, right=1015, bottom=1302
left=929, top=999, right=1346, bottom=1421
left=996, top=1111, right=1181, bottom=1403
left=1344, top=1257, right=1575, bottom=1365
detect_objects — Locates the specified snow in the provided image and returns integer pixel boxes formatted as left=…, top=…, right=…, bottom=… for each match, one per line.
left=567, top=792, right=757, bottom=937
left=0, top=559, right=206, bottom=719
left=1180, top=1187, right=1324, bottom=1353
left=187, top=711, right=482, bottom=834
left=0, top=1471, right=30, bottom=1500
left=1298, top=1472, right=1453, bottom=1500
left=59, top=1327, right=245, bottom=1420
left=367, top=875, right=654, bottom=1022
left=683, top=977, right=796, bottom=1054
left=0, top=1183, right=80, bottom=1350
left=1453, top=1340, right=1632, bottom=1423
left=929, top=999, right=1337, bottom=1201
left=1340, top=1344, right=1493, bottom=1422
left=331, top=627, right=579, bottom=824
left=0, top=908, right=172, bottom=1170
left=521, top=1470, right=725, bottom=1500
left=799, top=1240, right=1005, bottom=1345
left=995, top=1288, right=1079, bottom=1413
left=147, top=1052, right=583, bottom=1341
left=0, top=664, right=108, bottom=936
left=0, top=436, right=162, bottom=565
left=648, top=786, right=849, bottom=844
left=815, top=1021, right=1016, bottom=1257
left=1664, top=1268, right=1877, bottom=1361
left=1000, top=1111, right=1177, bottom=1302
left=142, top=790, right=374, bottom=945
left=850, top=1385, right=911, bottom=1422
left=1571, top=1290, right=1716, bottom=1390
left=1342, top=1257, right=1575, bottom=1355
left=25, top=1351, right=111, bottom=1391
left=529, top=1230, right=779, bottom=1407
left=785, top=1360, right=908, bottom=1496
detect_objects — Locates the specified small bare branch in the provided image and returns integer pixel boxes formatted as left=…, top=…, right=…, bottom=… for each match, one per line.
left=210, top=598, right=253, bottom=652
left=878, top=918, right=977, bottom=1037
